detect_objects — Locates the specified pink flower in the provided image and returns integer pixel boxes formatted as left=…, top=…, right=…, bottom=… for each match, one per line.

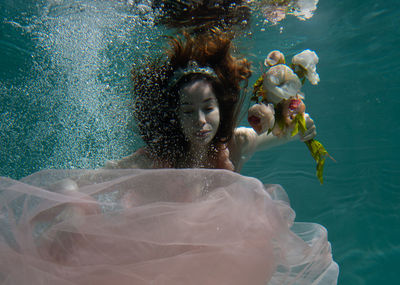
left=247, top=103, right=275, bottom=135
left=282, top=97, right=306, bottom=125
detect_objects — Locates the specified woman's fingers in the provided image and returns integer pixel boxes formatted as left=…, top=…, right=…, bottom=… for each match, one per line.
left=300, top=114, right=317, bottom=142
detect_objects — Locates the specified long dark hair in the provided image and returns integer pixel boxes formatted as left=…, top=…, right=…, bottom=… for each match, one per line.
left=132, top=30, right=251, bottom=167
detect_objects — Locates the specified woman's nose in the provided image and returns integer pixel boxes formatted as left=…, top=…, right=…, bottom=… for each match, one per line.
left=196, top=110, right=206, bottom=126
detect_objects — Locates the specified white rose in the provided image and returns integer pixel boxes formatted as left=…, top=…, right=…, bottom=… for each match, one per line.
left=262, top=64, right=302, bottom=104
left=292, top=49, right=320, bottom=85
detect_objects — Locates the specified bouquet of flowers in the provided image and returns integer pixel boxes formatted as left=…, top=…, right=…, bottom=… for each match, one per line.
left=248, top=49, right=334, bottom=184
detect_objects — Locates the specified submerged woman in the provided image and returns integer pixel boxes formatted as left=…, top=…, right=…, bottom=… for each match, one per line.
left=0, top=30, right=338, bottom=285
left=106, top=30, right=316, bottom=172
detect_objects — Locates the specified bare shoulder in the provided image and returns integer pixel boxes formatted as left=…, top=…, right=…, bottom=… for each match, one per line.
left=104, top=149, right=154, bottom=169
left=229, top=127, right=258, bottom=170
left=231, top=127, right=258, bottom=155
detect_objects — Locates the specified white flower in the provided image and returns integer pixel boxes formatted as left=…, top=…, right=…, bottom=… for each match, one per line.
left=262, top=64, right=302, bottom=104
left=292, top=49, right=320, bottom=85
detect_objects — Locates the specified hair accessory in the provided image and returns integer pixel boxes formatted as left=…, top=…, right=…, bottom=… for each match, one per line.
left=168, top=60, right=218, bottom=88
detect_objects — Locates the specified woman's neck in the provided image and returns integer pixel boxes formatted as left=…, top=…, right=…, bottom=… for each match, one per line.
left=176, top=143, right=235, bottom=171
left=179, top=145, right=211, bottom=168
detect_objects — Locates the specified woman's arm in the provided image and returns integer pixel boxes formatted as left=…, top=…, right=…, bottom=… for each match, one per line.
left=229, top=113, right=316, bottom=171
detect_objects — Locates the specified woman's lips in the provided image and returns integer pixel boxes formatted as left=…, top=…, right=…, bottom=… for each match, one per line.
left=195, top=130, right=211, bottom=137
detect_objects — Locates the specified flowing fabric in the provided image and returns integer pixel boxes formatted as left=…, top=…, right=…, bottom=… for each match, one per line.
left=0, top=169, right=338, bottom=284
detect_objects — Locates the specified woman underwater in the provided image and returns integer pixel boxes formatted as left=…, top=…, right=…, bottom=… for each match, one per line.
left=106, top=30, right=316, bottom=171
left=0, top=30, right=338, bottom=284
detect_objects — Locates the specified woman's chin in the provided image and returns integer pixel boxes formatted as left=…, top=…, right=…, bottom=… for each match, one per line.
left=191, top=134, right=213, bottom=146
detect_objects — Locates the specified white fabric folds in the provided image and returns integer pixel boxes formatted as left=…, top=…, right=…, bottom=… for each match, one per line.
left=0, top=169, right=338, bottom=284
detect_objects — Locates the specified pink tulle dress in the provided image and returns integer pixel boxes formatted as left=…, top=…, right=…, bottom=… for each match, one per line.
left=0, top=169, right=338, bottom=284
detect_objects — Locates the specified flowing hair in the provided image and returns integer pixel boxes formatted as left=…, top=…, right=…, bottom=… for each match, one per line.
left=132, top=30, right=251, bottom=168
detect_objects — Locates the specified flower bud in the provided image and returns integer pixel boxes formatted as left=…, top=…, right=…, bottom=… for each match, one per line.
left=264, top=50, right=285, bottom=67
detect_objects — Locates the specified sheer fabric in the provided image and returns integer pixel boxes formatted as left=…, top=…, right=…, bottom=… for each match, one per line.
left=0, top=169, right=338, bottom=284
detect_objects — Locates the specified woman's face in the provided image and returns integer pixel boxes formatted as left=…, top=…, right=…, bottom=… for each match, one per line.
left=178, top=79, right=220, bottom=148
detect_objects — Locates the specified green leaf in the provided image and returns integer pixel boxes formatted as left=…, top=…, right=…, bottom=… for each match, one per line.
left=250, top=95, right=259, bottom=102
left=252, top=75, right=266, bottom=102
left=316, top=157, right=326, bottom=184
left=253, top=76, right=263, bottom=93
left=305, top=139, right=331, bottom=184
left=291, top=114, right=306, bottom=136
left=291, top=120, right=299, bottom=136
left=298, top=114, right=307, bottom=134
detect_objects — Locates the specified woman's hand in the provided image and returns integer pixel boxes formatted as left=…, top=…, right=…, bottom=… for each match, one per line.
left=299, top=113, right=317, bottom=142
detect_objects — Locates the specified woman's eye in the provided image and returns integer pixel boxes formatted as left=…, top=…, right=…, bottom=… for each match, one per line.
left=204, top=107, right=214, bottom=112
left=182, top=110, right=194, bottom=115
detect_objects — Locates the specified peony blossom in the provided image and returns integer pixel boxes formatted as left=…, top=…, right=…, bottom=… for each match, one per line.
left=247, top=103, right=275, bottom=135
left=292, top=49, right=320, bottom=85
left=268, top=96, right=306, bottom=138
left=264, top=50, right=285, bottom=67
left=262, top=64, right=302, bottom=104
left=281, top=97, right=306, bottom=125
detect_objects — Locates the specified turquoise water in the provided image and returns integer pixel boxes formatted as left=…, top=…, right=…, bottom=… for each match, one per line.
left=1, top=1, right=399, bottom=284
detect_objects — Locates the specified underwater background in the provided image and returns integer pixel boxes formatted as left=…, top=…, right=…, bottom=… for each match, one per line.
left=0, top=0, right=399, bottom=284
